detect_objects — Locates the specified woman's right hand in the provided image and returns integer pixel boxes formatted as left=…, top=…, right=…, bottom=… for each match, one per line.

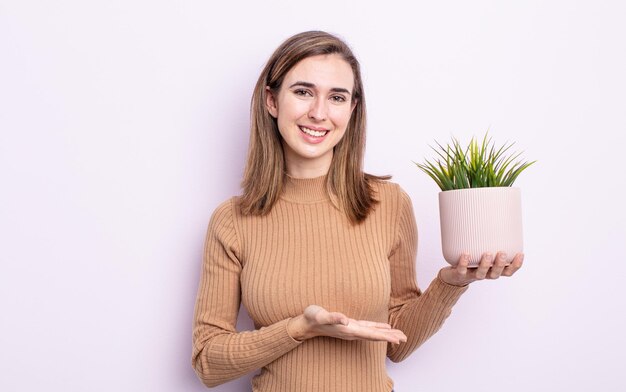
left=287, top=305, right=407, bottom=344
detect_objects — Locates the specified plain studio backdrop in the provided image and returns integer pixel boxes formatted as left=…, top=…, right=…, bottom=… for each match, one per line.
left=1, top=1, right=624, bottom=391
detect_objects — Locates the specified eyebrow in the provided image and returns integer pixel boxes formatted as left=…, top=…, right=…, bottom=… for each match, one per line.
left=288, top=81, right=352, bottom=95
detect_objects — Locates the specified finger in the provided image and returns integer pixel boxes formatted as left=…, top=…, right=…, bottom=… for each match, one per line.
left=355, top=320, right=392, bottom=329
left=382, top=329, right=406, bottom=343
left=361, top=325, right=406, bottom=341
left=388, top=330, right=407, bottom=344
left=456, top=253, right=470, bottom=276
left=502, top=253, right=524, bottom=277
left=303, top=305, right=325, bottom=324
left=488, top=252, right=508, bottom=279
left=326, top=312, right=349, bottom=325
left=475, top=253, right=494, bottom=280
left=357, top=327, right=406, bottom=344
left=332, top=322, right=406, bottom=344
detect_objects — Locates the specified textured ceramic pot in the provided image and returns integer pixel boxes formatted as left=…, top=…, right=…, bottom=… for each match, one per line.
left=439, top=187, right=523, bottom=267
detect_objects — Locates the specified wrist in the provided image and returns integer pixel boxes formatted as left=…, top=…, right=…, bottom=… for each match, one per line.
left=287, top=315, right=313, bottom=341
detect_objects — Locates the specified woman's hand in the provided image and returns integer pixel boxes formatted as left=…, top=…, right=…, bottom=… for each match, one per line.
left=287, top=305, right=407, bottom=344
left=439, top=252, right=524, bottom=287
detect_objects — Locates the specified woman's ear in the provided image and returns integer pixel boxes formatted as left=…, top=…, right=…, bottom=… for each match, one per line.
left=265, top=86, right=278, bottom=118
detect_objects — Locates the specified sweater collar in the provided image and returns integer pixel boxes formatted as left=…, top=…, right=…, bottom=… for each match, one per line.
left=281, top=173, right=330, bottom=203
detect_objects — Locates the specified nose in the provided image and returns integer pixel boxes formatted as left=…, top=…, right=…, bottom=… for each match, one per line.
left=308, top=97, right=327, bottom=121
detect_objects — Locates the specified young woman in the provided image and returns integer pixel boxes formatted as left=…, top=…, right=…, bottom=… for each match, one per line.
left=192, top=30, right=523, bottom=392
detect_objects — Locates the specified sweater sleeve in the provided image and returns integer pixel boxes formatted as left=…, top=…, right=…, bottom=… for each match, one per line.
left=191, top=199, right=301, bottom=387
left=386, top=187, right=468, bottom=362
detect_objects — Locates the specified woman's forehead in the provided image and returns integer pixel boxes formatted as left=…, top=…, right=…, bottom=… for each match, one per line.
left=284, top=54, right=354, bottom=92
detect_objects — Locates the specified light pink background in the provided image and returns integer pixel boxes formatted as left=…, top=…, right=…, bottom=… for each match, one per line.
left=1, top=1, right=625, bottom=391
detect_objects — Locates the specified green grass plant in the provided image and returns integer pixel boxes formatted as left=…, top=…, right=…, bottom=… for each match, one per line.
left=415, top=133, right=535, bottom=191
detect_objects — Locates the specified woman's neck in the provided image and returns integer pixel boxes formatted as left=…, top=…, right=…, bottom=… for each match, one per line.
left=283, top=147, right=333, bottom=178
left=281, top=172, right=329, bottom=202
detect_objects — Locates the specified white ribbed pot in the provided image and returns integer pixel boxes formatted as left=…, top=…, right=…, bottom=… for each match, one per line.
left=439, top=187, right=523, bottom=267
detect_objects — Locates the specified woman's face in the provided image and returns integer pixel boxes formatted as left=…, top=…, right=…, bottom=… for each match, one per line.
left=266, top=54, right=356, bottom=178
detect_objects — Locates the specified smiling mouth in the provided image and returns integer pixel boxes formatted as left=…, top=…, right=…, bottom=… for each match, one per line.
left=299, top=126, right=329, bottom=137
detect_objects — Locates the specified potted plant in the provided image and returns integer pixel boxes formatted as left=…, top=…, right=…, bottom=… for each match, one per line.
left=415, top=133, right=535, bottom=267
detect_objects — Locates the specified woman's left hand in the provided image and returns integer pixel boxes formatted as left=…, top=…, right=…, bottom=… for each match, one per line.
left=438, top=252, right=524, bottom=287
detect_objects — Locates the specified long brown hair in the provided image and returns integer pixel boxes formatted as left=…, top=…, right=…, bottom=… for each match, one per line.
left=240, top=30, right=390, bottom=224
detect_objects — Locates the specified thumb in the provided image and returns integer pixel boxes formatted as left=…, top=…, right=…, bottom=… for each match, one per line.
left=326, top=312, right=349, bottom=326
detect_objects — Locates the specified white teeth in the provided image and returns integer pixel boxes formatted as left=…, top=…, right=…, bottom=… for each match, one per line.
left=300, top=126, right=328, bottom=137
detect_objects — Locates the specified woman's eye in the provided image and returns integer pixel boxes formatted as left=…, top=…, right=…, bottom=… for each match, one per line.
left=331, top=95, right=347, bottom=103
left=294, top=89, right=312, bottom=97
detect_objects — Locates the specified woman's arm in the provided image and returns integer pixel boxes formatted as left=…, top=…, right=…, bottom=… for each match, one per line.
left=385, top=187, right=524, bottom=362
left=192, top=200, right=301, bottom=388
left=386, top=188, right=469, bottom=362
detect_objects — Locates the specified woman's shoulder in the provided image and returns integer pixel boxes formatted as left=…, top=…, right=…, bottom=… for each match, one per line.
left=368, top=175, right=410, bottom=202
left=363, top=179, right=408, bottom=226
left=367, top=176, right=415, bottom=222
left=209, top=196, right=243, bottom=223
